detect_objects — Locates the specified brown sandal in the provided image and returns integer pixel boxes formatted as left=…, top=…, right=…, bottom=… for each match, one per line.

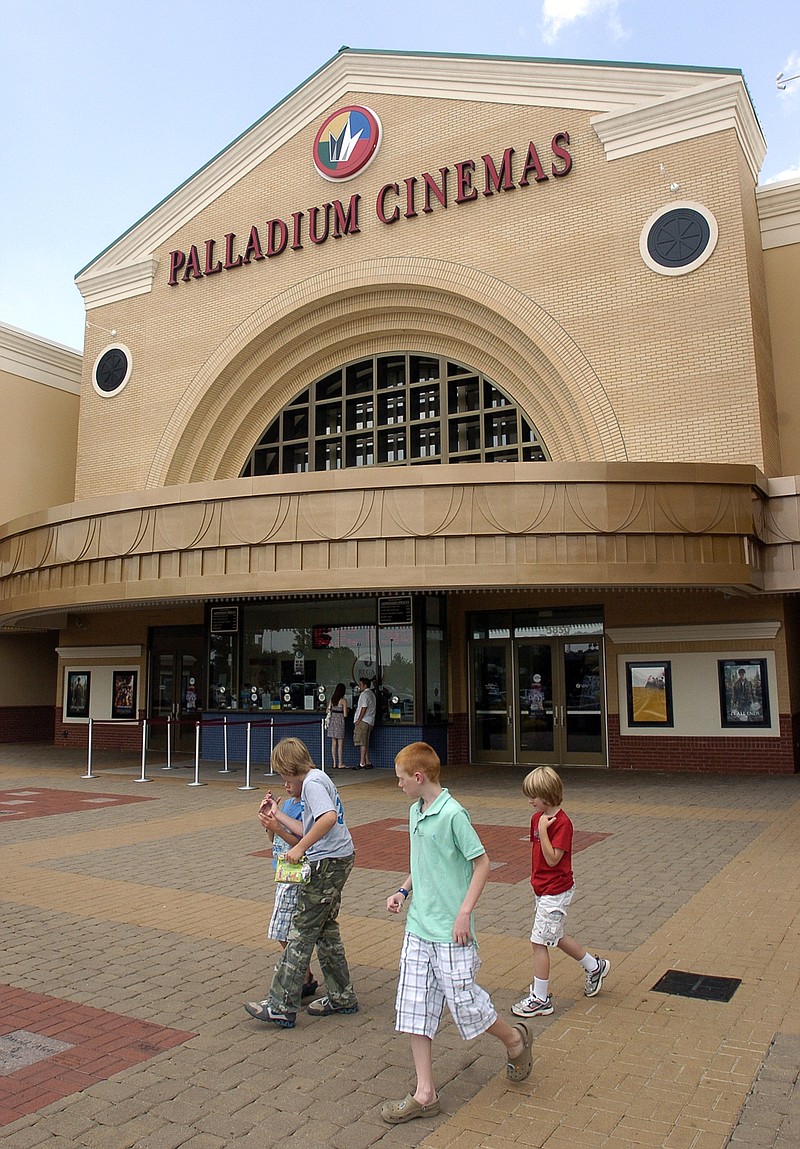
left=507, top=1021, right=533, bottom=1082
left=381, top=1094, right=441, bottom=1124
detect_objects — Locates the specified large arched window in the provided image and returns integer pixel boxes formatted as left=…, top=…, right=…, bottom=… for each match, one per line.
left=241, top=353, right=549, bottom=476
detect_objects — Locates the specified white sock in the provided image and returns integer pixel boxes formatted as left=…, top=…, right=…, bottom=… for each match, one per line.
left=579, top=953, right=599, bottom=973
left=533, top=978, right=549, bottom=1001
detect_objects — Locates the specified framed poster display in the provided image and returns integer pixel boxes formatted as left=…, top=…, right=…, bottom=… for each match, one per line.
left=112, top=670, right=137, bottom=719
left=718, top=659, right=770, bottom=727
left=625, top=661, right=673, bottom=727
left=66, top=671, right=91, bottom=719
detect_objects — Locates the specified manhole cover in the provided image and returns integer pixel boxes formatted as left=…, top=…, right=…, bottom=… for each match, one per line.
left=651, top=969, right=741, bottom=1002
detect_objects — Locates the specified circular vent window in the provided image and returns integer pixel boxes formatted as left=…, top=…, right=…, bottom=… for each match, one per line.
left=92, top=344, right=132, bottom=397
left=639, top=202, right=718, bottom=276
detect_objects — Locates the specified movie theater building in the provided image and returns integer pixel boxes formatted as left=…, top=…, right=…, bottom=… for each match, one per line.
left=2, top=49, right=800, bottom=772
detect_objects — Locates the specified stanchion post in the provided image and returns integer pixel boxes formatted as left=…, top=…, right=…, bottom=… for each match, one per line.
left=134, top=718, right=152, bottom=783
left=219, top=713, right=234, bottom=773
left=162, top=715, right=174, bottom=770
left=189, top=720, right=206, bottom=786
left=265, top=719, right=275, bottom=775
left=239, top=721, right=257, bottom=790
left=320, top=717, right=326, bottom=772
left=81, top=718, right=96, bottom=779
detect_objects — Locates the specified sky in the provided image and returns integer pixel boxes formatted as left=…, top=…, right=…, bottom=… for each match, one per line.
left=2, top=0, right=798, bottom=351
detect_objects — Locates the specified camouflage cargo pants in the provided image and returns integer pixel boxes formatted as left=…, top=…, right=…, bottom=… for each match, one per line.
left=268, top=854, right=357, bottom=1013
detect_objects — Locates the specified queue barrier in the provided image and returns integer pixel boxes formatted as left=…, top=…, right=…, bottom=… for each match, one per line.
left=82, top=713, right=328, bottom=788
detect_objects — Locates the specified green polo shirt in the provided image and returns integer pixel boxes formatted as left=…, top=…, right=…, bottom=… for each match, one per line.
left=405, top=787, right=486, bottom=943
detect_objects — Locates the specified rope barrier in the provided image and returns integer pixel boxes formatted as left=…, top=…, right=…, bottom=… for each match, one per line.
left=80, top=712, right=330, bottom=785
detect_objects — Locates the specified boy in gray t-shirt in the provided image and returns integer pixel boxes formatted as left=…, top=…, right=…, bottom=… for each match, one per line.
left=244, top=738, right=358, bottom=1029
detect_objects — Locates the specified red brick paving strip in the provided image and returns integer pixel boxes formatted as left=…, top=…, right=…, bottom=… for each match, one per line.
left=0, top=985, right=194, bottom=1125
left=0, top=789, right=156, bottom=822
left=253, top=819, right=611, bottom=884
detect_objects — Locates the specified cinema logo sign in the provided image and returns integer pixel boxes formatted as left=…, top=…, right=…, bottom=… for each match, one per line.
left=167, top=129, right=573, bottom=287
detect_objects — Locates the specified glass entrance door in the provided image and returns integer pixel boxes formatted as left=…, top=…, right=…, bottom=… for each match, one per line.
left=148, top=629, right=205, bottom=754
left=471, top=634, right=606, bottom=766
left=517, top=642, right=556, bottom=762
left=471, top=641, right=511, bottom=762
left=561, top=642, right=604, bottom=762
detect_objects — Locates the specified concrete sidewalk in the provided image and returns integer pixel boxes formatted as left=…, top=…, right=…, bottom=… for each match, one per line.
left=1, top=745, right=799, bottom=1148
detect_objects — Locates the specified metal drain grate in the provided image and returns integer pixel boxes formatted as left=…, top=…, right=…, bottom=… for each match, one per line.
left=651, top=969, right=741, bottom=1002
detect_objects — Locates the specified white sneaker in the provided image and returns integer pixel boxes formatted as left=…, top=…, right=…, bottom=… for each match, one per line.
left=511, top=988, right=554, bottom=1017
left=584, top=956, right=610, bottom=997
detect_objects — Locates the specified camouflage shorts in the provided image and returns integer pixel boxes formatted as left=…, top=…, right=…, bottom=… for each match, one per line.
left=268, top=854, right=357, bottom=1012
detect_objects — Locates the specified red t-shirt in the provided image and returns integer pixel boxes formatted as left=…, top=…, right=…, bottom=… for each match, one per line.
left=530, top=809, right=574, bottom=895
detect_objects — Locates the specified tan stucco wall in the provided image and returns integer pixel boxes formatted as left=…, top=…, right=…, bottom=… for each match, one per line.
left=75, top=90, right=775, bottom=498
left=0, top=368, right=78, bottom=525
left=764, top=240, right=800, bottom=475
left=0, top=633, right=58, bottom=706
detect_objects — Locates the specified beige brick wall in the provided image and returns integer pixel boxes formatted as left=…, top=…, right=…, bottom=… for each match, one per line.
left=76, top=91, right=774, bottom=498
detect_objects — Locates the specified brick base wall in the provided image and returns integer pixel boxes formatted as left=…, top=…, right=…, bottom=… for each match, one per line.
left=54, top=714, right=144, bottom=752
left=448, top=713, right=470, bottom=765
left=445, top=712, right=799, bottom=773
left=607, top=713, right=798, bottom=774
left=0, top=706, right=56, bottom=743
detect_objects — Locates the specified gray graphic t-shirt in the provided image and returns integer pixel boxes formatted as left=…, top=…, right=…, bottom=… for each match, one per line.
left=300, top=769, right=354, bottom=860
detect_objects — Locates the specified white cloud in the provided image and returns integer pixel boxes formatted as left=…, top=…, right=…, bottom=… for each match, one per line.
left=776, top=51, right=800, bottom=99
left=762, top=164, right=800, bottom=186
left=541, top=0, right=622, bottom=44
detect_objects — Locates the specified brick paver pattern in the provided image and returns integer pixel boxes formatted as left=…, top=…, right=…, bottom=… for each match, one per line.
left=1, top=745, right=799, bottom=1148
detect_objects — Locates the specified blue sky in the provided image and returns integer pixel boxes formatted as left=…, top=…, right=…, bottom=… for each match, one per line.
left=2, top=0, right=798, bottom=350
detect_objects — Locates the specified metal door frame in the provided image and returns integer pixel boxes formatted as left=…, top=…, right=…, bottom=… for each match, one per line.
left=469, top=632, right=607, bottom=767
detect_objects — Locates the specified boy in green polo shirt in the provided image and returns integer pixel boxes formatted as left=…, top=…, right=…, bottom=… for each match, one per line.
left=382, top=742, right=532, bottom=1125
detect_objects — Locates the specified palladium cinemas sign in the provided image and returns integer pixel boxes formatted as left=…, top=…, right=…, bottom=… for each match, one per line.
left=167, top=115, right=573, bottom=287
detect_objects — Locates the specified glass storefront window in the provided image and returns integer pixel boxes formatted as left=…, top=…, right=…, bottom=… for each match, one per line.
left=204, top=594, right=448, bottom=723
left=378, top=625, right=414, bottom=720
left=209, top=632, right=236, bottom=709
left=240, top=604, right=377, bottom=715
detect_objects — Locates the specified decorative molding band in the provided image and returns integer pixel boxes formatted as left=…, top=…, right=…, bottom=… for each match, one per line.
left=78, top=259, right=160, bottom=310
left=0, top=465, right=776, bottom=627
left=757, top=178, right=800, bottom=250
left=0, top=321, right=81, bottom=394
left=606, top=622, right=781, bottom=645
left=56, top=645, right=143, bottom=659
left=591, top=76, right=765, bottom=180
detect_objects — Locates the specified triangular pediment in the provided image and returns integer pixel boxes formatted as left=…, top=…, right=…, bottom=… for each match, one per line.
left=75, top=47, right=764, bottom=311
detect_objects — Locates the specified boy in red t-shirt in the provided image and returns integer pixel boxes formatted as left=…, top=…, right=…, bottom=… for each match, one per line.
left=513, top=766, right=610, bottom=1018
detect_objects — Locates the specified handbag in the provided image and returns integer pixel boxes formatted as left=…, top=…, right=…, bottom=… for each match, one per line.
left=324, top=706, right=331, bottom=732
left=274, top=855, right=311, bottom=884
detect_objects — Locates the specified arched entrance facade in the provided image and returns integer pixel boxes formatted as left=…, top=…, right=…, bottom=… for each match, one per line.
left=2, top=49, right=800, bottom=773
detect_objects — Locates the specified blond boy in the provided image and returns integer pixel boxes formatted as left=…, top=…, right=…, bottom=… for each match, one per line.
left=244, top=738, right=357, bottom=1028
left=513, top=766, right=609, bottom=1018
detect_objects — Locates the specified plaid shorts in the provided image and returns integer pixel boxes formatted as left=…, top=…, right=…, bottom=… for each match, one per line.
left=395, top=932, right=497, bottom=1041
left=268, top=880, right=299, bottom=942
left=530, top=886, right=575, bottom=945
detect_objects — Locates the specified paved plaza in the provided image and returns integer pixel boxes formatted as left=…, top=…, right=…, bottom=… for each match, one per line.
left=1, top=743, right=799, bottom=1148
